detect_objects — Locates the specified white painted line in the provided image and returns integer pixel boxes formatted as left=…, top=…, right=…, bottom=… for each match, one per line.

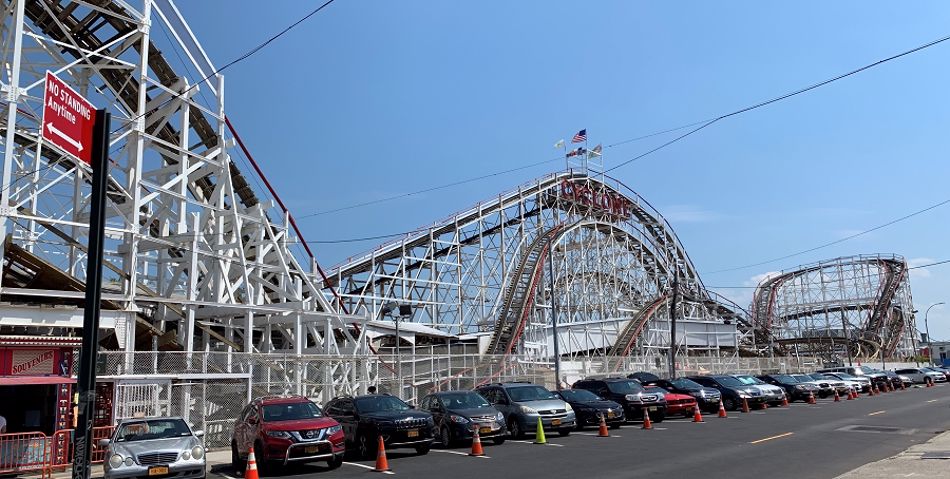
left=509, top=440, right=565, bottom=447
left=575, top=432, right=622, bottom=437
left=749, top=432, right=794, bottom=444
left=220, top=474, right=238, bottom=479
left=868, top=410, right=886, bottom=416
left=430, top=449, right=491, bottom=459
left=344, top=461, right=394, bottom=474
left=927, top=399, right=938, bottom=403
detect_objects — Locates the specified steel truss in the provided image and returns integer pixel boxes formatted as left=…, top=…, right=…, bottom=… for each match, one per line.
left=0, top=0, right=367, bottom=392
left=329, top=171, right=746, bottom=368
left=751, top=254, right=916, bottom=362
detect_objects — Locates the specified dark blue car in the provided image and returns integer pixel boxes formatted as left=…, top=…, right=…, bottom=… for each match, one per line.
left=419, top=391, right=507, bottom=447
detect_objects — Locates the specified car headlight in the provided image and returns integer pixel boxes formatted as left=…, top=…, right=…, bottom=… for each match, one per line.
left=564, top=403, right=573, bottom=412
left=738, top=392, right=750, bottom=398
left=899, top=376, right=910, bottom=381
left=520, top=405, right=537, bottom=414
left=624, top=394, right=640, bottom=402
left=181, top=451, right=191, bottom=460
left=124, top=457, right=134, bottom=467
left=496, top=411, right=504, bottom=421
left=265, top=430, right=292, bottom=439
left=794, top=385, right=805, bottom=390
left=449, top=414, right=470, bottom=424
left=109, top=454, right=124, bottom=468
left=698, top=390, right=707, bottom=397
left=191, top=446, right=204, bottom=460
left=327, top=424, right=342, bottom=435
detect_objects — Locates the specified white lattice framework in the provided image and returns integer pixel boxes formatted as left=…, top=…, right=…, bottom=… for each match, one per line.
left=751, top=254, right=916, bottom=361
left=329, top=171, right=747, bottom=368
left=0, top=0, right=368, bottom=393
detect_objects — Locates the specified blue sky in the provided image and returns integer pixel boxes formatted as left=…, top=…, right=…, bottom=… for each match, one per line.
left=175, top=1, right=950, bottom=340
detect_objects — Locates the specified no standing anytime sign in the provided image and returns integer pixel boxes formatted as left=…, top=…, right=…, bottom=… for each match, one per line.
left=42, top=71, right=96, bottom=165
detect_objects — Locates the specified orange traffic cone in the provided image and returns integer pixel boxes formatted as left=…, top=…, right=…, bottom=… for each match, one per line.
left=901, top=381, right=906, bottom=391
left=469, top=428, right=485, bottom=456
left=693, top=405, right=704, bottom=422
left=245, top=447, right=259, bottom=479
left=873, top=384, right=879, bottom=395
left=741, top=398, right=751, bottom=413
left=808, top=392, right=816, bottom=405
left=374, top=435, right=390, bottom=472
left=867, top=386, right=874, bottom=397
left=762, top=402, right=769, bottom=410
left=718, top=399, right=728, bottom=418
left=597, top=413, right=610, bottom=437
left=846, top=389, right=854, bottom=400
left=642, top=411, right=653, bottom=430
left=781, top=395, right=789, bottom=407
left=833, top=390, right=840, bottom=402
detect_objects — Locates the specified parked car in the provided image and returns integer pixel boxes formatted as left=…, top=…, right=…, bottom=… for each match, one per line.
left=921, top=366, right=950, bottom=382
left=895, top=367, right=946, bottom=385
left=644, top=385, right=697, bottom=417
left=419, top=390, right=507, bottom=447
left=820, top=372, right=871, bottom=392
left=756, top=374, right=819, bottom=402
left=647, top=377, right=722, bottom=413
left=102, top=416, right=206, bottom=479
left=734, top=375, right=786, bottom=405
left=790, top=373, right=834, bottom=398
left=476, top=382, right=576, bottom=438
left=324, top=394, right=434, bottom=459
left=553, top=389, right=625, bottom=429
left=627, top=371, right=662, bottom=384
left=685, top=375, right=768, bottom=411
left=573, top=377, right=667, bottom=422
left=231, top=396, right=344, bottom=471
left=817, top=366, right=889, bottom=390
left=883, top=370, right=911, bottom=389
left=803, top=373, right=850, bottom=395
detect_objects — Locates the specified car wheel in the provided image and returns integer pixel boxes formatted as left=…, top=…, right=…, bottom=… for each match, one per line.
left=439, top=425, right=453, bottom=448
left=723, top=398, right=736, bottom=411
left=358, top=434, right=375, bottom=460
left=327, top=456, right=343, bottom=469
left=492, top=437, right=506, bottom=445
left=415, top=443, right=431, bottom=455
left=558, top=428, right=570, bottom=437
left=509, top=418, right=524, bottom=439
left=253, top=442, right=267, bottom=475
left=231, top=441, right=246, bottom=472
left=650, top=412, right=665, bottom=423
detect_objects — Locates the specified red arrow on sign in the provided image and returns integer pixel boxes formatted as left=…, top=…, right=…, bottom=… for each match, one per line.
left=42, top=71, right=96, bottom=165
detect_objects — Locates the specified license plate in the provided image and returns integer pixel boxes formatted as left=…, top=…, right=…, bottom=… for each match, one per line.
left=407, top=429, right=419, bottom=438
left=648, top=406, right=657, bottom=412
left=607, top=411, right=616, bottom=419
left=479, top=426, right=492, bottom=434
left=551, top=419, right=561, bottom=426
left=148, top=467, right=168, bottom=477
left=304, top=445, right=319, bottom=454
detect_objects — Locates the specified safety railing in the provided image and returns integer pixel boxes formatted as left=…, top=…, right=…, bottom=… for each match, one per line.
left=49, top=426, right=115, bottom=469
left=0, top=426, right=115, bottom=478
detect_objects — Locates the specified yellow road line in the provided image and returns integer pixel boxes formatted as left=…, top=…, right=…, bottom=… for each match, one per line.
left=749, top=432, right=794, bottom=444
left=868, top=410, right=886, bottom=416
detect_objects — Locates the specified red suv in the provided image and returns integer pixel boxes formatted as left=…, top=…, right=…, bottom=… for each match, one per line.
left=231, top=396, right=344, bottom=471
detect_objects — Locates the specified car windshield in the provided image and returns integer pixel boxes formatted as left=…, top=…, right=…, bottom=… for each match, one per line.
left=440, top=392, right=491, bottom=409
left=858, top=366, right=879, bottom=374
left=807, top=374, right=828, bottom=381
left=772, top=375, right=798, bottom=383
left=834, top=373, right=858, bottom=380
left=606, top=380, right=645, bottom=394
left=508, top=386, right=557, bottom=402
left=736, top=376, right=764, bottom=385
left=791, top=375, right=812, bottom=382
left=670, top=378, right=704, bottom=390
left=355, top=395, right=411, bottom=412
left=559, top=389, right=601, bottom=402
left=115, top=419, right=192, bottom=442
left=262, top=402, right=323, bottom=422
left=714, top=376, right=744, bottom=387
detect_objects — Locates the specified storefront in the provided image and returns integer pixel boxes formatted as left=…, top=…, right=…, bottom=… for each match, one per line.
left=0, top=337, right=78, bottom=435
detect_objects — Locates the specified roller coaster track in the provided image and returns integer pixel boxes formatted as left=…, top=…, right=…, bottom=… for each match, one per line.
left=486, top=224, right=566, bottom=355
left=608, top=293, right=668, bottom=357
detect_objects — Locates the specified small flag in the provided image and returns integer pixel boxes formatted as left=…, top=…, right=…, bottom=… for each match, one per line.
left=571, top=129, right=587, bottom=143
left=588, top=144, right=602, bottom=158
left=554, top=139, right=565, bottom=149
left=566, top=147, right=586, bottom=158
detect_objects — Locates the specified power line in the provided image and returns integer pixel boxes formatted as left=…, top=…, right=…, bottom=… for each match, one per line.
left=606, top=32, right=950, bottom=172
left=705, top=197, right=950, bottom=275
left=909, top=258, right=950, bottom=270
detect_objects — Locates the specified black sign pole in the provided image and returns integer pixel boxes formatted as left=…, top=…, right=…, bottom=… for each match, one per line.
left=669, top=273, right=679, bottom=379
left=71, top=108, right=110, bottom=479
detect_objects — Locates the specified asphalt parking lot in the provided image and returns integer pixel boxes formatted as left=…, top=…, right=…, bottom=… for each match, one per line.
left=210, top=385, right=950, bottom=479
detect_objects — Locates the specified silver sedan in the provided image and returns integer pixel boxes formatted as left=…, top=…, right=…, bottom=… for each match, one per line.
left=100, top=417, right=206, bottom=479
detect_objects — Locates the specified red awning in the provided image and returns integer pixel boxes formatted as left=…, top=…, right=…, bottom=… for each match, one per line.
left=0, top=376, right=76, bottom=386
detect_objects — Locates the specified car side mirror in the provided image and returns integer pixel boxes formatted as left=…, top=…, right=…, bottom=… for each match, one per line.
left=247, top=416, right=258, bottom=425
left=98, top=439, right=110, bottom=448
left=193, top=430, right=204, bottom=438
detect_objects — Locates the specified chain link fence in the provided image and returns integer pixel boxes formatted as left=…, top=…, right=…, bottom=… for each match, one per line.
left=92, top=351, right=823, bottom=450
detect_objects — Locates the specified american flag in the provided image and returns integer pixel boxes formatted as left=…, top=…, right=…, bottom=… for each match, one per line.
left=571, top=129, right=587, bottom=143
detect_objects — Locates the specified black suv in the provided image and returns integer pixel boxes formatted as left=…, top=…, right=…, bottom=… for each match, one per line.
left=324, top=394, right=435, bottom=459
left=645, top=377, right=722, bottom=413
left=685, top=375, right=768, bottom=411
left=419, top=391, right=507, bottom=447
left=757, top=374, right=819, bottom=402
left=573, top=377, right=667, bottom=422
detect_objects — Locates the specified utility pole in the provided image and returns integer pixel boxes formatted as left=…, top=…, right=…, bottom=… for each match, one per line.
left=668, top=272, right=679, bottom=379
left=549, top=247, right=562, bottom=389
left=840, top=310, right=853, bottom=367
